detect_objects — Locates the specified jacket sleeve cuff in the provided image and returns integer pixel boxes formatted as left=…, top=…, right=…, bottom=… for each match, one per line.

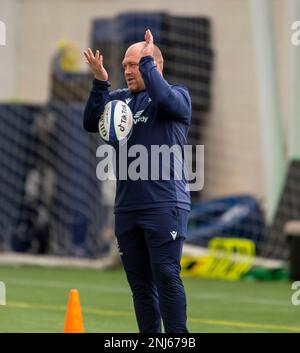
left=139, top=56, right=156, bottom=72
left=92, top=78, right=111, bottom=92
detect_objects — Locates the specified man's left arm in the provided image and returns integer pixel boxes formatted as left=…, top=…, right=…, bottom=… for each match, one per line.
left=139, top=56, right=191, bottom=124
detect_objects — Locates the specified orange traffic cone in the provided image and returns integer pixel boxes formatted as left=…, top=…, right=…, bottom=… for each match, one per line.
left=63, top=289, right=85, bottom=333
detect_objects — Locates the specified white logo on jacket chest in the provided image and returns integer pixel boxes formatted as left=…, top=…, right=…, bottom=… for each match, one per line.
left=133, top=110, right=148, bottom=124
left=170, top=231, right=177, bottom=240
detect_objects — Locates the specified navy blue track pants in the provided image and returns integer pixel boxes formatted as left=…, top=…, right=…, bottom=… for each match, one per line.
left=115, top=207, right=189, bottom=333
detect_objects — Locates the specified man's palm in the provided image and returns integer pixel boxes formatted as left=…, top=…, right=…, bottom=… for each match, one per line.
left=84, top=48, right=108, bottom=81
left=141, top=29, right=154, bottom=57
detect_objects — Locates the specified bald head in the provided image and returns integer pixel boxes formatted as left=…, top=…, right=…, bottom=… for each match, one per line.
left=122, top=41, right=164, bottom=92
left=125, top=41, right=164, bottom=71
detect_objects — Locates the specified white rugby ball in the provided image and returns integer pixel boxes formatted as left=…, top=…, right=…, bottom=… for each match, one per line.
left=98, top=100, right=133, bottom=146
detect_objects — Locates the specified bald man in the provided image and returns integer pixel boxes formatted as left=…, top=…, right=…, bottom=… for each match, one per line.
left=83, top=30, right=191, bottom=333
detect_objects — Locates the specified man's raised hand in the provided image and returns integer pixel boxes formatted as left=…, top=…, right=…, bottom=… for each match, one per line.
left=141, top=29, right=154, bottom=58
left=84, top=48, right=108, bottom=81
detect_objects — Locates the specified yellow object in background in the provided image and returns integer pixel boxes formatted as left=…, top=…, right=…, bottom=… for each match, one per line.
left=56, top=39, right=80, bottom=72
left=181, top=238, right=255, bottom=281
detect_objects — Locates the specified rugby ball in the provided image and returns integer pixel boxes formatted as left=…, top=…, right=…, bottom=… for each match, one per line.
left=98, top=100, right=133, bottom=146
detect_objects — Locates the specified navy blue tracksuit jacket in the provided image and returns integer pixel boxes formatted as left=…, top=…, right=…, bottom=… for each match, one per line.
left=83, top=55, right=192, bottom=213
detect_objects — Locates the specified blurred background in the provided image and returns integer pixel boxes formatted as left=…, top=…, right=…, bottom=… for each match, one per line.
left=0, top=0, right=300, bottom=332
left=0, top=0, right=300, bottom=333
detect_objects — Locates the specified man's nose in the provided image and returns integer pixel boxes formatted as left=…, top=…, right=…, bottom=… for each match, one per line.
left=124, top=67, right=130, bottom=75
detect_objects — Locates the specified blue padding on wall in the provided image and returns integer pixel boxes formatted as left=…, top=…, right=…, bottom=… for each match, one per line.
left=117, top=12, right=168, bottom=44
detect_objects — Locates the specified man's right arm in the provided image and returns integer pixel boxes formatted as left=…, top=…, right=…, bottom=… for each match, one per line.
left=83, top=48, right=112, bottom=132
left=83, top=79, right=111, bottom=132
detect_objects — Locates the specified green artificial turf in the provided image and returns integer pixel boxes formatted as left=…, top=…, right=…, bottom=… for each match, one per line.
left=0, top=265, right=299, bottom=333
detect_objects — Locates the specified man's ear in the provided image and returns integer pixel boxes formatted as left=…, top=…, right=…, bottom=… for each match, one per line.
left=153, top=60, right=163, bottom=75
